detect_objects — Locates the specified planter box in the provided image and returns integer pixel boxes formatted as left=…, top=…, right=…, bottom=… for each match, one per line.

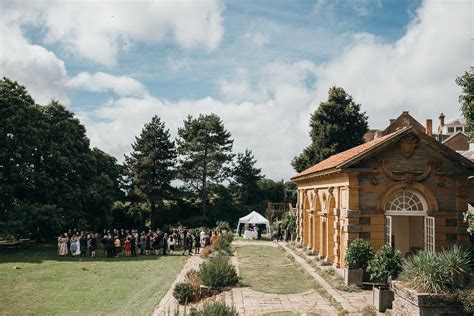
left=373, top=286, right=394, bottom=312
left=392, top=281, right=467, bottom=316
left=344, top=268, right=363, bottom=286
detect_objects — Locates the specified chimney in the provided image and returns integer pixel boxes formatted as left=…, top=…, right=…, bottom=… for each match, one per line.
left=439, top=113, right=445, bottom=128
left=425, top=119, right=432, bottom=135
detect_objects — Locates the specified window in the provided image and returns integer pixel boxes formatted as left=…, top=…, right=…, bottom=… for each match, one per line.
left=384, top=189, right=427, bottom=214
left=448, top=127, right=454, bottom=133
left=456, top=127, right=462, bottom=132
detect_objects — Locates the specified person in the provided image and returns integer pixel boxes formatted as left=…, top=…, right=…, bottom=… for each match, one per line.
left=70, top=236, right=78, bottom=257
left=75, top=236, right=81, bottom=257
left=277, top=223, right=282, bottom=241
left=140, top=232, right=146, bottom=255
left=79, top=233, right=88, bottom=258
left=145, top=233, right=151, bottom=256
left=182, top=232, right=191, bottom=256
left=114, top=236, right=121, bottom=257
left=152, top=234, right=160, bottom=256
left=59, top=234, right=68, bottom=256
left=124, top=237, right=131, bottom=257
left=133, top=230, right=139, bottom=256
left=89, top=233, right=97, bottom=257
left=105, top=235, right=114, bottom=258
left=162, top=233, right=168, bottom=256
left=130, top=233, right=137, bottom=257
left=211, top=231, right=218, bottom=245
left=194, top=232, right=201, bottom=254
left=169, top=235, right=175, bottom=255
left=101, top=232, right=108, bottom=256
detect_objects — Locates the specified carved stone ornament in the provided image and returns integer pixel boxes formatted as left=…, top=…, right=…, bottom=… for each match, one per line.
left=382, top=159, right=433, bottom=184
left=400, top=134, right=418, bottom=159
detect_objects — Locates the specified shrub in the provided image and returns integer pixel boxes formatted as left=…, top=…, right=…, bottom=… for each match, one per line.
left=200, top=255, right=238, bottom=288
left=185, top=270, right=201, bottom=289
left=400, top=246, right=472, bottom=294
left=345, top=239, right=373, bottom=269
left=173, top=282, right=198, bottom=304
left=201, top=246, right=212, bottom=259
left=216, top=220, right=231, bottom=232
left=189, top=301, right=238, bottom=316
left=212, top=236, right=232, bottom=255
left=367, top=245, right=402, bottom=283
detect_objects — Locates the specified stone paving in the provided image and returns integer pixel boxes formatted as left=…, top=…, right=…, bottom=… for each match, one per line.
left=153, top=254, right=204, bottom=316
left=153, top=239, right=375, bottom=315
left=278, top=242, right=374, bottom=315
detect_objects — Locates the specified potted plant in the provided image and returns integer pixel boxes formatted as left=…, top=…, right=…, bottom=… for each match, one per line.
left=367, top=245, right=402, bottom=312
left=344, top=238, right=373, bottom=286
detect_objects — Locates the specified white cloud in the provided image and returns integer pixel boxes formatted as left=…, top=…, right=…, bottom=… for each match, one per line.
left=79, top=0, right=471, bottom=181
left=313, top=0, right=471, bottom=129
left=17, top=0, right=224, bottom=66
left=0, top=19, right=70, bottom=105
left=244, top=31, right=270, bottom=47
left=79, top=60, right=319, bottom=180
left=67, top=72, right=146, bottom=97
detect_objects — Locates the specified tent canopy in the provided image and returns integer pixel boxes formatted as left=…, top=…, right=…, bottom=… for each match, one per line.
left=236, top=211, right=270, bottom=233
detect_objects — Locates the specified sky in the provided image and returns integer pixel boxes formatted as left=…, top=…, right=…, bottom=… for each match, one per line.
left=1, top=0, right=472, bottom=181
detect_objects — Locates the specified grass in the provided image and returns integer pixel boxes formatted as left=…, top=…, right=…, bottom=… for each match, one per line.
left=0, top=244, right=187, bottom=315
left=236, top=244, right=314, bottom=294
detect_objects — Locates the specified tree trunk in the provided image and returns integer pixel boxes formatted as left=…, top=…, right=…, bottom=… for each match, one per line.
left=150, top=200, right=157, bottom=230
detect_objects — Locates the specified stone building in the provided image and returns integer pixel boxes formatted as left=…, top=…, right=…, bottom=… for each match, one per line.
left=291, top=113, right=474, bottom=269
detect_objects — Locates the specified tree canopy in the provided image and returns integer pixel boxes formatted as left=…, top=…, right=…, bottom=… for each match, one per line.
left=125, top=116, right=177, bottom=229
left=456, top=67, right=474, bottom=140
left=176, top=114, right=234, bottom=214
left=0, top=78, right=124, bottom=240
left=292, top=86, right=368, bottom=172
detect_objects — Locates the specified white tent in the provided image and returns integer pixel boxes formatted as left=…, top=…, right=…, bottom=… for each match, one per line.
left=236, top=211, right=271, bottom=233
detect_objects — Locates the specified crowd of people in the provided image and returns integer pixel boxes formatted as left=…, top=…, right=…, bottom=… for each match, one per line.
left=57, top=226, right=223, bottom=258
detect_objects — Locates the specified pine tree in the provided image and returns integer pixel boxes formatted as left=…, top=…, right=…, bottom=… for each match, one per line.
left=125, top=116, right=177, bottom=229
left=232, top=149, right=263, bottom=205
left=292, top=86, right=368, bottom=172
left=176, top=114, right=234, bottom=215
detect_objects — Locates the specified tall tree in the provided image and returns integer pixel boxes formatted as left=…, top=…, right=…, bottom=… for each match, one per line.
left=0, top=78, right=44, bottom=237
left=232, top=149, right=263, bottom=205
left=125, top=116, right=176, bottom=229
left=456, top=67, right=474, bottom=140
left=176, top=114, right=234, bottom=214
left=292, top=86, right=368, bottom=172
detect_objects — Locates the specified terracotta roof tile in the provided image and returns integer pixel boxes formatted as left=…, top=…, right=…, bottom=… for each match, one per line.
left=292, top=128, right=408, bottom=179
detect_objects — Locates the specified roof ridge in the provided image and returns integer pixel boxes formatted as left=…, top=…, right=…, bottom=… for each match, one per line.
left=291, top=127, right=410, bottom=180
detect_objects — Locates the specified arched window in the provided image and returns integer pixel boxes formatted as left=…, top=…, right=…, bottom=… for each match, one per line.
left=384, top=189, right=427, bottom=215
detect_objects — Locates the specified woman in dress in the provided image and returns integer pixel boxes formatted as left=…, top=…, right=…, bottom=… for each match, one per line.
left=124, top=237, right=131, bottom=257
left=58, top=234, right=68, bottom=256
left=70, top=236, right=77, bottom=257
left=168, top=235, right=175, bottom=255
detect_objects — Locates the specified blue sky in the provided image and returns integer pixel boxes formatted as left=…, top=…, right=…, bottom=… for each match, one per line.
left=0, top=0, right=470, bottom=180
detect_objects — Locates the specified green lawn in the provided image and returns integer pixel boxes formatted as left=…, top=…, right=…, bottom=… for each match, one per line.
left=236, top=244, right=314, bottom=294
left=0, top=244, right=187, bottom=315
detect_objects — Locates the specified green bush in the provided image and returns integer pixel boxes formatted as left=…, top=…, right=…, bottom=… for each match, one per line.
left=200, top=255, right=238, bottom=288
left=216, top=220, right=231, bottom=232
left=345, top=239, right=373, bottom=269
left=400, top=246, right=472, bottom=294
left=189, top=301, right=238, bottom=316
left=173, top=282, right=198, bottom=304
left=212, top=235, right=232, bottom=255
left=367, top=245, right=402, bottom=282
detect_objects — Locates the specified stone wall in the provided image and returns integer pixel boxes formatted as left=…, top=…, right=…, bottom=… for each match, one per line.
left=392, top=282, right=466, bottom=316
